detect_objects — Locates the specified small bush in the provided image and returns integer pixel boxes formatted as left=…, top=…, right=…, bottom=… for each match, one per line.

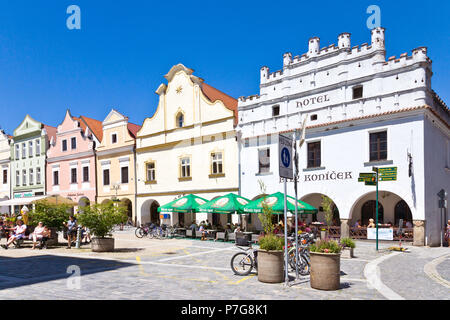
left=310, top=239, right=341, bottom=254
left=77, top=202, right=127, bottom=238
left=29, top=202, right=72, bottom=231
left=259, top=234, right=284, bottom=251
left=340, top=237, right=356, bottom=249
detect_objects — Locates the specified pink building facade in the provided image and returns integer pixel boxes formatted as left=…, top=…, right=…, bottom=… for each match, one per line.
left=46, top=110, right=102, bottom=207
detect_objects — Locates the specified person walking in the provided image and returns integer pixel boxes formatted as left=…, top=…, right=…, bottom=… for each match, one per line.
left=63, top=215, right=77, bottom=249
left=445, top=219, right=450, bottom=247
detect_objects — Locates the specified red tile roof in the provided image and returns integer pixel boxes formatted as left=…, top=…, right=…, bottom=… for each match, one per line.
left=201, top=83, right=238, bottom=126
left=43, top=125, right=57, bottom=142
left=79, top=116, right=103, bottom=142
left=127, top=122, right=141, bottom=139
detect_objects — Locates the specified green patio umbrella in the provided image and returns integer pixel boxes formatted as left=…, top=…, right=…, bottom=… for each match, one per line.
left=243, top=192, right=318, bottom=215
left=157, top=194, right=208, bottom=213
left=197, top=193, right=251, bottom=214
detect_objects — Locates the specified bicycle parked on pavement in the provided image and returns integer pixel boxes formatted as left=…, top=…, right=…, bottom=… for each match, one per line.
left=287, top=232, right=315, bottom=276
left=230, top=237, right=258, bottom=276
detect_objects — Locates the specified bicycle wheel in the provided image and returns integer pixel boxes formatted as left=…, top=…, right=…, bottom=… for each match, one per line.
left=298, top=254, right=310, bottom=276
left=135, top=228, right=145, bottom=238
left=230, top=252, right=254, bottom=276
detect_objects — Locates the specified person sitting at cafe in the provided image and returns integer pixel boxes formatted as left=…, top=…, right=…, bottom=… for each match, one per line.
left=368, top=218, right=376, bottom=228
left=405, top=220, right=413, bottom=228
left=29, top=221, right=45, bottom=250
left=3, top=219, right=27, bottom=249
left=40, top=226, right=51, bottom=249
left=198, top=224, right=207, bottom=241
left=234, top=225, right=242, bottom=233
left=205, top=220, right=212, bottom=229
left=354, top=220, right=362, bottom=228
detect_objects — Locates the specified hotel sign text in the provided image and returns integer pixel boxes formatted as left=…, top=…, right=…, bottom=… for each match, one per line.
left=304, top=171, right=353, bottom=182
left=296, top=94, right=330, bottom=108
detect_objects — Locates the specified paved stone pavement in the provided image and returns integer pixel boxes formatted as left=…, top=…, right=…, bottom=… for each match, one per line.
left=0, top=230, right=448, bottom=300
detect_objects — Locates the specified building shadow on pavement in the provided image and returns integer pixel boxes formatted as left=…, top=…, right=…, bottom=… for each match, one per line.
left=0, top=254, right=134, bottom=290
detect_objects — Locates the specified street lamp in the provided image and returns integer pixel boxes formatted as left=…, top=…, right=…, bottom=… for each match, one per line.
left=111, top=182, right=121, bottom=202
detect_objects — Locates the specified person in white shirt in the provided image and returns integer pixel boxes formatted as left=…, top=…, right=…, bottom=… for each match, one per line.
left=3, top=219, right=27, bottom=249
left=29, top=221, right=45, bottom=249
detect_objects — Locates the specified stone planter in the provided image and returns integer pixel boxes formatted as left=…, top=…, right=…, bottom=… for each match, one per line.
left=46, top=227, right=59, bottom=246
left=91, top=237, right=114, bottom=252
left=310, top=252, right=340, bottom=290
left=340, top=247, right=354, bottom=259
left=257, top=249, right=284, bottom=283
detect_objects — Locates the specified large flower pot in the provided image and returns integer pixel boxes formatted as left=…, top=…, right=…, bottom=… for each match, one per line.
left=91, top=237, right=114, bottom=252
left=310, top=252, right=341, bottom=290
left=257, top=249, right=284, bottom=283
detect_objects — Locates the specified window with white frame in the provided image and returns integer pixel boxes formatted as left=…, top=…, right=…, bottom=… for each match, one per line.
left=146, top=162, right=155, bottom=182
left=258, top=148, right=270, bottom=173
left=71, top=137, right=77, bottom=150
left=22, top=169, right=26, bottom=186
left=35, top=139, right=40, bottom=156
left=29, top=169, right=34, bottom=185
left=211, top=152, right=223, bottom=174
left=36, top=167, right=41, bottom=184
left=15, top=145, right=19, bottom=160
left=71, top=168, right=77, bottom=184
left=111, top=133, right=118, bottom=144
left=62, top=139, right=68, bottom=152
left=83, top=166, right=89, bottom=182
left=121, top=166, right=129, bottom=184
left=53, top=170, right=59, bottom=185
left=16, top=171, right=19, bottom=186
left=22, top=143, right=26, bottom=159
left=180, top=157, right=191, bottom=178
left=28, top=141, right=33, bottom=157
left=103, top=169, right=110, bottom=186
left=2, top=169, right=7, bottom=184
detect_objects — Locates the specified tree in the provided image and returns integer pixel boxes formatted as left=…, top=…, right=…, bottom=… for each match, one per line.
left=77, top=202, right=127, bottom=238
left=321, top=195, right=334, bottom=227
left=29, top=201, right=72, bottom=231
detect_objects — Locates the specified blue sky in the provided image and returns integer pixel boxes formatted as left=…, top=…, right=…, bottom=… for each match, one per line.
left=0, top=0, right=449, bottom=134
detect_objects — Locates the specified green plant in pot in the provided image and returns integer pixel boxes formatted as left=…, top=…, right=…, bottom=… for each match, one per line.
left=309, top=238, right=342, bottom=290
left=256, top=180, right=285, bottom=283
left=320, top=195, right=334, bottom=239
left=339, top=237, right=355, bottom=259
left=28, top=201, right=73, bottom=245
left=77, top=201, right=127, bottom=252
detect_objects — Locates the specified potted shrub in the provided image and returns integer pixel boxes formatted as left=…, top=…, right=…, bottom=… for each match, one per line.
left=321, top=195, right=334, bottom=239
left=340, top=237, right=355, bottom=258
left=77, top=201, right=127, bottom=252
left=256, top=180, right=285, bottom=283
left=29, top=202, right=72, bottom=245
left=309, top=238, right=342, bottom=290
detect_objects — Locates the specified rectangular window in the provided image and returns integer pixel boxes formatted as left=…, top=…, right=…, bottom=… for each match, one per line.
left=16, top=171, right=19, bottom=186
left=180, top=158, right=191, bottom=178
left=2, top=169, right=7, bottom=184
left=211, top=152, right=223, bottom=174
left=307, top=141, right=321, bottom=168
left=121, top=166, right=129, bottom=184
left=29, top=141, right=33, bottom=157
left=112, top=134, right=117, bottom=144
left=83, top=167, right=89, bottom=182
left=146, top=162, right=155, bottom=182
left=22, top=143, right=26, bottom=159
left=258, top=148, right=270, bottom=173
left=272, top=105, right=280, bottom=117
left=71, top=168, right=77, bottom=184
left=62, top=140, right=67, bottom=152
left=36, top=168, right=41, bottom=184
left=369, top=131, right=387, bottom=161
left=103, top=169, right=110, bottom=186
left=29, top=169, right=34, bottom=185
left=15, top=145, right=19, bottom=160
left=267, top=134, right=271, bottom=145
left=22, top=169, right=26, bottom=186
left=53, top=171, right=59, bottom=186
left=71, top=137, right=76, bottom=150
left=35, top=139, right=40, bottom=156
left=353, top=86, right=363, bottom=99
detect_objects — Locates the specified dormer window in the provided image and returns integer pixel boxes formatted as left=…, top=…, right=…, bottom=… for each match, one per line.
left=352, top=86, right=363, bottom=99
left=177, top=113, right=184, bottom=128
left=112, top=133, right=117, bottom=144
left=272, top=105, right=280, bottom=117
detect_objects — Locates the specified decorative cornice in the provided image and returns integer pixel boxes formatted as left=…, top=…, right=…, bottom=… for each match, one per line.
left=47, top=151, right=95, bottom=163
left=137, top=187, right=239, bottom=198
left=96, top=144, right=134, bottom=157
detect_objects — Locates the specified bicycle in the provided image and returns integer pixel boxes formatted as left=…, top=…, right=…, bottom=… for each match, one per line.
left=230, top=238, right=258, bottom=276
left=135, top=223, right=155, bottom=238
left=287, top=233, right=314, bottom=276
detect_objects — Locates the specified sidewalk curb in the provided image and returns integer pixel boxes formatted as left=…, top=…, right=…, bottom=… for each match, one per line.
left=363, top=252, right=405, bottom=300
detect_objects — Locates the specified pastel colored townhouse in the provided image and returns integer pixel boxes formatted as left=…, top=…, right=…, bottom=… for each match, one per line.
left=0, top=130, right=11, bottom=214
left=46, top=110, right=103, bottom=209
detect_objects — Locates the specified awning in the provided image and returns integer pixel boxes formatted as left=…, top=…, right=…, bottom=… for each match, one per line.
left=0, top=195, right=48, bottom=207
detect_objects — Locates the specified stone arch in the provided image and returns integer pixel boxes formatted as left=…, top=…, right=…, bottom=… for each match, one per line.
left=120, top=198, right=133, bottom=221
left=349, top=190, right=414, bottom=227
left=140, top=199, right=160, bottom=225
left=300, top=193, right=340, bottom=225
left=77, top=197, right=90, bottom=214
left=394, top=200, right=413, bottom=226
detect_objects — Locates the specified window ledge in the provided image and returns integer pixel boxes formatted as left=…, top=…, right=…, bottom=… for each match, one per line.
left=178, top=177, right=192, bottom=182
left=255, top=172, right=273, bottom=176
left=145, top=180, right=157, bottom=185
left=303, top=166, right=325, bottom=172
left=209, top=173, right=225, bottom=179
left=364, top=160, right=393, bottom=167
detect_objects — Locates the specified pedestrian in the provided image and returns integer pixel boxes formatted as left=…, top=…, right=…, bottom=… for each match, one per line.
left=445, top=219, right=450, bottom=247
left=63, top=215, right=77, bottom=249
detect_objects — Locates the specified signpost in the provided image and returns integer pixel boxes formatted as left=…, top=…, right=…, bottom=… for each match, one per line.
left=279, top=134, right=293, bottom=285
left=358, top=167, right=397, bottom=250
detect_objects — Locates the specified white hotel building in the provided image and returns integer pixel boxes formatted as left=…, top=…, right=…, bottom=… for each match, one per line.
left=237, top=27, right=449, bottom=246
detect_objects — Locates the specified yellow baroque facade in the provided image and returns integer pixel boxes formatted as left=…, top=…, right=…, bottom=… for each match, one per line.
left=136, top=64, right=239, bottom=226
left=96, top=109, right=141, bottom=224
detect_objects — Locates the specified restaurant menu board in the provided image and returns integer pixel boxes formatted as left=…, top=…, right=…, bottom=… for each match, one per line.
left=367, top=228, right=393, bottom=240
